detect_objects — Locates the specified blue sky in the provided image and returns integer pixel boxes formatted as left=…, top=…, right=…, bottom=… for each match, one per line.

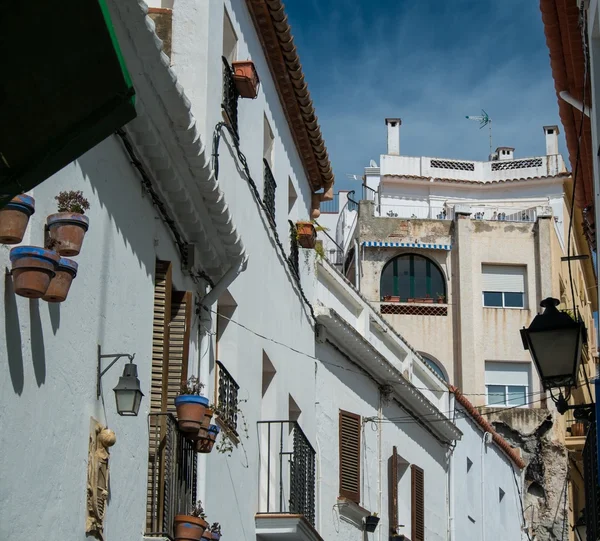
left=284, top=0, right=565, bottom=191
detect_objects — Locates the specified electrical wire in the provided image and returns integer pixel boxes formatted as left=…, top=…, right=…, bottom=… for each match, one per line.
left=211, top=121, right=316, bottom=323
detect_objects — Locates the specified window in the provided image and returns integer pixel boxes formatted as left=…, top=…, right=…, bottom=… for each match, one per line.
left=288, top=177, right=297, bottom=214
left=339, top=410, right=361, bottom=503
left=482, top=265, right=526, bottom=308
left=215, top=361, right=240, bottom=436
left=411, top=465, right=425, bottom=541
left=222, top=10, right=237, bottom=64
left=485, top=361, right=531, bottom=407
left=420, top=354, right=447, bottom=382
left=380, top=254, right=446, bottom=302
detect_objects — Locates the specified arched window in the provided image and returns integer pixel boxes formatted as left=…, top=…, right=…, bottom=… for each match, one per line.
left=420, top=354, right=448, bottom=382
left=380, top=254, right=446, bottom=302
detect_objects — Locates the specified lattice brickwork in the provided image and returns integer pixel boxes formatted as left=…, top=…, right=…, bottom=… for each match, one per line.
left=491, top=158, right=543, bottom=171
left=380, top=303, right=447, bottom=316
left=430, top=159, right=475, bottom=171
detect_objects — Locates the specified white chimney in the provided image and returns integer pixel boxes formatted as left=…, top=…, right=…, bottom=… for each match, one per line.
left=495, top=146, right=514, bottom=161
left=543, top=125, right=559, bottom=155
left=385, top=118, right=401, bottom=155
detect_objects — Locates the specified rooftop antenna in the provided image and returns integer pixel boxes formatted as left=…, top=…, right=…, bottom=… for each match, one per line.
left=466, top=109, right=492, bottom=159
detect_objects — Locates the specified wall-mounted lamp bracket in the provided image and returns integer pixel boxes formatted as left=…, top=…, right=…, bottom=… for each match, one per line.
left=97, top=344, right=135, bottom=398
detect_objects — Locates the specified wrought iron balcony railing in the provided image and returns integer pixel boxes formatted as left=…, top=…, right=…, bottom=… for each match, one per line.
left=257, top=420, right=316, bottom=526
left=146, top=413, right=197, bottom=540
left=288, top=221, right=300, bottom=282
left=216, top=360, right=240, bottom=436
left=221, top=57, right=239, bottom=137
left=583, top=420, right=600, bottom=541
left=263, top=159, right=277, bottom=225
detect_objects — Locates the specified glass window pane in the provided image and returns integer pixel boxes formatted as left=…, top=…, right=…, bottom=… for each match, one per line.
left=423, top=357, right=447, bottom=381
left=487, top=385, right=506, bottom=406
left=381, top=261, right=395, bottom=298
left=430, top=265, right=445, bottom=300
left=396, top=256, right=411, bottom=300
left=507, top=386, right=527, bottom=407
left=504, top=292, right=524, bottom=308
left=412, top=256, right=428, bottom=298
left=483, top=291, right=503, bottom=307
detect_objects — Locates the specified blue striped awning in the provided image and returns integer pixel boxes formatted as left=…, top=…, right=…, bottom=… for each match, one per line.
left=362, top=241, right=452, bottom=250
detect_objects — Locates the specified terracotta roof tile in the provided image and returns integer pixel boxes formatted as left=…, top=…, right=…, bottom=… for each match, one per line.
left=245, top=0, right=334, bottom=194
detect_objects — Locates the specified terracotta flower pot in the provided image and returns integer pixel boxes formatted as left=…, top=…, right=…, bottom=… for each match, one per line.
left=46, top=212, right=89, bottom=256
left=200, top=407, right=214, bottom=431
left=570, top=422, right=586, bottom=437
left=42, top=257, right=78, bottom=303
left=175, top=395, right=209, bottom=433
left=202, top=529, right=213, bottom=541
left=10, top=246, right=59, bottom=298
left=232, top=60, right=260, bottom=99
left=383, top=296, right=400, bottom=303
left=296, top=221, right=316, bottom=249
left=174, top=515, right=208, bottom=541
left=0, top=194, right=35, bottom=244
left=196, top=424, right=220, bottom=453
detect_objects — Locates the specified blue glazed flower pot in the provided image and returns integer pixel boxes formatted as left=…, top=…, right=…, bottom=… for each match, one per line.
left=43, top=257, right=79, bottom=303
left=47, top=212, right=90, bottom=256
left=175, top=395, right=210, bottom=433
left=9, top=246, right=59, bottom=298
left=0, top=194, right=35, bottom=244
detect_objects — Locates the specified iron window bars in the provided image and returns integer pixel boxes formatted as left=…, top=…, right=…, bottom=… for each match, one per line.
left=146, top=413, right=197, bottom=540
left=288, top=220, right=300, bottom=282
left=257, top=420, right=316, bottom=526
left=263, top=159, right=277, bottom=225
left=216, top=360, right=240, bottom=435
left=221, top=57, right=239, bottom=137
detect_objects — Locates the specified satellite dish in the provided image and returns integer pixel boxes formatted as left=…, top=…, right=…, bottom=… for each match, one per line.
left=370, top=160, right=378, bottom=167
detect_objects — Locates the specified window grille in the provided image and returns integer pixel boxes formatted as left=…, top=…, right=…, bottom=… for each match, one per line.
left=216, top=361, right=240, bottom=435
left=221, top=57, right=239, bottom=137
left=491, top=158, right=543, bottom=171
left=263, top=159, right=277, bottom=224
left=430, top=159, right=475, bottom=171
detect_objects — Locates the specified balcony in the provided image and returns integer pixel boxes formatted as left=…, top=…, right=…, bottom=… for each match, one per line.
left=221, top=57, right=239, bottom=137
left=263, top=160, right=277, bottom=225
left=145, top=413, right=197, bottom=540
left=256, top=421, right=321, bottom=541
left=565, top=409, right=588, bottom=451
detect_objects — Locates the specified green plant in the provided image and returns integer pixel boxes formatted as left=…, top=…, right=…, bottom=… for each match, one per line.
left=190, top=500, right=206, bottom=519
left=315, top=242, right=326, bottom=261
left=180, top=375, right=205, bottom=396
left=55, top=190, right=90, bottom=214
left=214, top=398, right=249, bottom=457
left=211, top=523, right=222, bottom=535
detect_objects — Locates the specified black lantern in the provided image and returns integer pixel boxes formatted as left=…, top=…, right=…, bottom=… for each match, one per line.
left=572, top=509, right=586, bottom=541
left=113, top=362, right=144, bottom=416
left=520, top=298, right=586, bottom=390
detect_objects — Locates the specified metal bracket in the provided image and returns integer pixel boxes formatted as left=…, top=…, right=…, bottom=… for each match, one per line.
left=97, top=344, right=135, bottom=399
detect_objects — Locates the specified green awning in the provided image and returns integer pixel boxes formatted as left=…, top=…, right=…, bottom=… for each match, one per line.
left=0, top=0, right=136, bottom=207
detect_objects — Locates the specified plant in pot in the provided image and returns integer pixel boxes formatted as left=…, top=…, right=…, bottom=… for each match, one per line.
left=175, top=376, right=209, bottom=434
left=9, top=246, right=60, bottom=298
left=0, top=194, right=35, bottom=244
left=295, top=221, right=317, bottom=249
left=42, top=257, right=78, bottom=303
left=174, top=500, right=208, bottom=541
left=231, top=60, right=260, bottom=98
left=383, top=295, right=400, bottom=303
left=210, top=523, right=222, bottom=541
left=196, top=424, right=220, bottom=453
left=436, top=292, right=446, bottom=304
left=365, top=512, right=380, bottom=533
left=46, top=190, right=90, bottom=256
left=570, top=422, right=586, bottom=437
left=422, top=294, right=434, bottom=304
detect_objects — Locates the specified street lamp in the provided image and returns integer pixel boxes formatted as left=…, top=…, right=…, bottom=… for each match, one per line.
left=520, top=298, right=586, bottom=390
left=97, top=345, right=144, bottom=416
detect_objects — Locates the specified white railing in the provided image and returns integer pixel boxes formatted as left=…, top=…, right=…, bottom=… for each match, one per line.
left=380, top=154, right=566, bottom=182
left=377, top=203, right=454, bottom=220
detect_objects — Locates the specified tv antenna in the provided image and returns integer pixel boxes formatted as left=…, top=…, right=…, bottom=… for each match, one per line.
left=466, top=109, right=493, bottom=159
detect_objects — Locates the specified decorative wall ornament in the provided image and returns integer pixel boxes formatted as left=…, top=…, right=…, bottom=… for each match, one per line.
left=86, top=418, right=116, bottom=540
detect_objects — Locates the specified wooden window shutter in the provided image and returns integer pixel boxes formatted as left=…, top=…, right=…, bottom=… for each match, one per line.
left=166, top=291, right=192, bottom=413
left=411, top=464, right=425, bottom=541
left=339, top=410, right=361, bottom=503
left=151, top=260, right=172, bottom=414
left=389, top=446, right=399, bottom=535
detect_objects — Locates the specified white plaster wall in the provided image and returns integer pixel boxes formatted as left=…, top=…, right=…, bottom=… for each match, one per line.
left=315, top=342, right=449, bottom=541
left=453, top=412, right=524, bottom=541
left=0, top=135, right=199, bottom=540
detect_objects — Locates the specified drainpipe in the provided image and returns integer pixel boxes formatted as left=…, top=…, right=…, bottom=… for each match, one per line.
left=316, top=435, right=322, bottom=532
left=378, top=389, right=383, bottom=541
left=354, top=239, right=360, bottom=290
left=481, top=432, right=493, bottom=541
left=196, top=254, right=248, bottom=505
left=448, top=394, right=456, bottom=541
left=559, top=91, right=591, bottom=118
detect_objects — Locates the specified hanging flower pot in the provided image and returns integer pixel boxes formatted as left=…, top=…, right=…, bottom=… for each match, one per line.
left=196, top=424, right=220, bottom=453
left=0, top=194, right=35, bottom=244
left=46, top=213, right=90, bottom=257
left=174, top=515, right=208, bottom=541
left=296, top=221, right=316, bottom=249
left=42, top=257, right=78, bottom=303
left=364, top=514, right=380, bottom=533
left=10, top=246, right=59, bottom=298
left=202, top=529, right=213, bottom=541
left=175, top=395, right=209, bottom=433
left=232, top=60, right=260, bottom=98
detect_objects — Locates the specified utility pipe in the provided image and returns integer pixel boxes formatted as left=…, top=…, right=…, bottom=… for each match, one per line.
left=378, top=389, right=383, bottom=541
left=481, top=431, right=493, bottom=541
left=448, top=393, right=456, bottom=541
left=559, top=91, right=591, bottom=118
left=354, top=239, right=360, bottom=291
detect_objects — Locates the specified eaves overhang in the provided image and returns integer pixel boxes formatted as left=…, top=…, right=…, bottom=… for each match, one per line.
left=316, top=306, right=462, bottom=444
left=108, top=0, right=246, bottom=281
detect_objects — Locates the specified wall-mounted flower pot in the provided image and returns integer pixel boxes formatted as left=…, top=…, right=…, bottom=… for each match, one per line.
left=570, top=422, right=586, bottom=437
left=10, top=246, right=59, bottom=298
left=196, top=424, right=220, bottom=453
left=437, top=296, right=445, bottom=304
left=46, top=212, right=89, bottom=256
left=296, top=221, right=316, bottom=249
left=383, top=296, right=400, bottom=303
left=232, top=60, right=260, bottom=98
left=364, top=515, right=380, bottom=533
left=175, top=395, right=209, bottom=433
left=174, top=515, right=208, bottom=541
left=200, top=407, right=214, bottom=430
left=202, top=529, right=213, bottom=541
left=212, top=533, right=221, bottom=541
left=0, top=194, right=35, bottom=244
left=42, top=257, right=78, bottom=303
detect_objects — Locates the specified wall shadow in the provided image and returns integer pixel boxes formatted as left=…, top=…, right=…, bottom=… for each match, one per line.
left=5, top=270, right=24, bottom=394
left=48, top=302, right=60, bottom=334
left=29, top=299, right=46, bottom=386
